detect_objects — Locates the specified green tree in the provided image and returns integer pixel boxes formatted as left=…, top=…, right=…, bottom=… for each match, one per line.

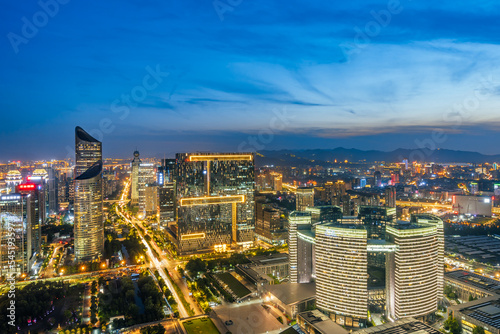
left=473, top=326, right=485, bottom=334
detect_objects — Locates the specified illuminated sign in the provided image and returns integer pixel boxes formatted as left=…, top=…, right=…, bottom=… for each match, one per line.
left=18, top=183, right=36, bottom=191
left=1, top=194, right=21, bottom=201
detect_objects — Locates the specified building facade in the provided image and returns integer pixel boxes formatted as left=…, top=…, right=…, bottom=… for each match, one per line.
left=74, top=127, right=103, bottom=262
left=315, top=223, right=368, bottom=327
left=296, top=187, right=314, bottom=211
left=175, top=153, right=255, bottom=254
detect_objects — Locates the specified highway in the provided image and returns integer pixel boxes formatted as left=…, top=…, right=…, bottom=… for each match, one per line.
left=115, top=179, right=193, bottom=318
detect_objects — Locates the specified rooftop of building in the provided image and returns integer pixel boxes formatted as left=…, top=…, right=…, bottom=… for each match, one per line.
left=356, top=318, right=441, bottom=334
left=249, top=253, right=289, bottom=266
left=290, top=211, right=312, bottom=218
left=75, top=126, right=100, bottom=143
left=297, top=310, right=348, bottom=334
left=266, top=282, right=316, bottom=306
left=445, top=270, right=500, bottom=295
left=450, top=295, right=500, bottom=330
left=318, top=221, right=366, bottom=230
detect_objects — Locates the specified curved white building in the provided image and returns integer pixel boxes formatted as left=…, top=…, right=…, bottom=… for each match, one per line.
left=386, top=223, right=439, bottom=320
left=315, top=223, right=368, bottom=327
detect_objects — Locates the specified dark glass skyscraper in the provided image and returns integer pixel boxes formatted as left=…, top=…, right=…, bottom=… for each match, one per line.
left=75, top=126, right=102, bottom=178
left=74, top=127, right=103, bottom=262
left=175, top=153, right=255, bottom=254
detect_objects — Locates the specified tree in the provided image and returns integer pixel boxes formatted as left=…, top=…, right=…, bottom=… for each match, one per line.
left=140, top=324, right=166, bottom=334
left=444, top=315, right=462, bottom=334
left=473, top=326, right=485, bottom=334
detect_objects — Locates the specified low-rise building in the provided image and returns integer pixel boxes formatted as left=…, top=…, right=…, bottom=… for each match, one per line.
left=264, top=283, right=316, bottom=319
left=449, top=295, right=500, bottom=334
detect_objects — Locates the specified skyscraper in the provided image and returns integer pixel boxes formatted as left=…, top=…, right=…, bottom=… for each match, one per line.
left=75, top=126, right=102, bottom=178
left=386, top=223, right=439, bottom=320
left=5, top=170, right=22, bottom=193
left=316, top=222, right=368, bottom=327
left=158, top=159, right=176, bottom=228
left=18, top=182, right=44, bottom=270
left=385, top=186, right=397, bottom=208
left=296, top=187, right=314, bottom=211
left=130, top=150, right=141, bottom=206
left=288, top=211, right=313, bottom=283
left=74, top=127, right=103, bottom=262
left=0, top=193, right=28, bottom=276
left=138, top=163, right=155, bottom=218
left=175, top=152, right=255, bottom=254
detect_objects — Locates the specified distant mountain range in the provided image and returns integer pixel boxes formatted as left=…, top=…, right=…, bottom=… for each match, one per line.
left=255, top=148, right=500, bottom=166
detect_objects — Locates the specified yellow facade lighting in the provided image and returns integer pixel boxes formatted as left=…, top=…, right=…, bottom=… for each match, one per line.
left=180, top=195, right=245, bottom=206
left=188, top=154, right=253, bottom=162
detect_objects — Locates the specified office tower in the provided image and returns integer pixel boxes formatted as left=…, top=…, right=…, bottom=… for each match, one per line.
left=256, top=171, right=283, bottom=191
left=385, top=186, right=396, bottom=208
left=46, top=167, right=59, bottom=214
left=296, top=187, right=314, bottom=211
left=75, top=126, right=102, bottom=177
left=358, top=206, right=396, bottom=241
left=17, top=182, right=43, bottom=271
left=0, top=193, right=28, bottom=276
left=341, top=194, right=352, bottom=215
left=374, top=171, right=382, bottom=187
left=288, top=211, right=313, bottom=283
left=386, top=223, right=439, bottom=320
left=5, top=170, right=22, bottom=193
left=411, top=214, right=444, bottom=302
left=158, top=182, right=176, bottom=228
left=270, top=172, right=282, bottom=191
left=305, top=205, right=342, bottom=223
left=316, top=222, right=368, bottom=327
left=144, top=183, right=157, bottom=217
left=74, top=127, right=103, bottom=262
left=255, top=199, right=286, bottom=245
left=175, top=152, right=255, bottom=254
left=158, top=159, right=176, bottom=229
left=30, top=169, right=48, bottom=219
left=58, top=173, right=70, bottom=204
left=391, top=173, right=400, bottom=185
left=138, top=163, right=155, bottom=218
left=130, top=150, right=141, bottom=206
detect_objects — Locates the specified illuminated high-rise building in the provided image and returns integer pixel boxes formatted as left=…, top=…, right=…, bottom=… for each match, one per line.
left=296, top=187, right=314, bottom=211
left=288, top=211, right=313, bottom=283
left=75, top=126, right=102, bottom=178
left=316, top=222, right=368, bottom=327
left=386, top=223, right=439, bottom=320
left=158, top=159, right=176, bottom=228
left=138, top=163, right=155, bottom=218
left=0, top=186, right=44, bottom=277
left=5, top=170, right=22, bottom=193
left=175, top=152, right=255, bottom=254
left=411, top=214, right=444, bottom=302
left=0, top=193, right=28, bottom=276
left=18, top=182, right=44, bottom=269
left=74, top=127, right=103, bottom=262
left=385, top=186, right=396, bottom=208
left=130, top=150, right=141, bottom=206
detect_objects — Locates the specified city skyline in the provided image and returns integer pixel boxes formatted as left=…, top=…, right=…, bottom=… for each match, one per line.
left=2, top=1, right=500, bottom=158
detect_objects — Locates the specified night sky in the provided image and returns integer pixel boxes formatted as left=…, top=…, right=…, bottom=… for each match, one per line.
left=1, top=0, right=500, bottom=160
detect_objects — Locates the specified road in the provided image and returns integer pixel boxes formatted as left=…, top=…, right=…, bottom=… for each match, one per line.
left=115, top=179, right=196, bottom=318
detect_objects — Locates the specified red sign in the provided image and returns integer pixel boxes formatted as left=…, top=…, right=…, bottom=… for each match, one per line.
left=18, top=183, right=36, bottom=191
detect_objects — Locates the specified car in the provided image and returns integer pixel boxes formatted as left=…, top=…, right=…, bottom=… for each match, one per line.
left=225, top=320, right=233, bottom=326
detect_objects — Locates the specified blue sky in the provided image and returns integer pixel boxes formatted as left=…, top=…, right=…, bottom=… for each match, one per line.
left=1, top=0, right=500, bottom=159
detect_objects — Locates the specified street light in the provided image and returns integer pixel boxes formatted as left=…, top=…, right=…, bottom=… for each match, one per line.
left=101, top=263, right=106, bottom=269
left=81, top=265, right=86, bottom=271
